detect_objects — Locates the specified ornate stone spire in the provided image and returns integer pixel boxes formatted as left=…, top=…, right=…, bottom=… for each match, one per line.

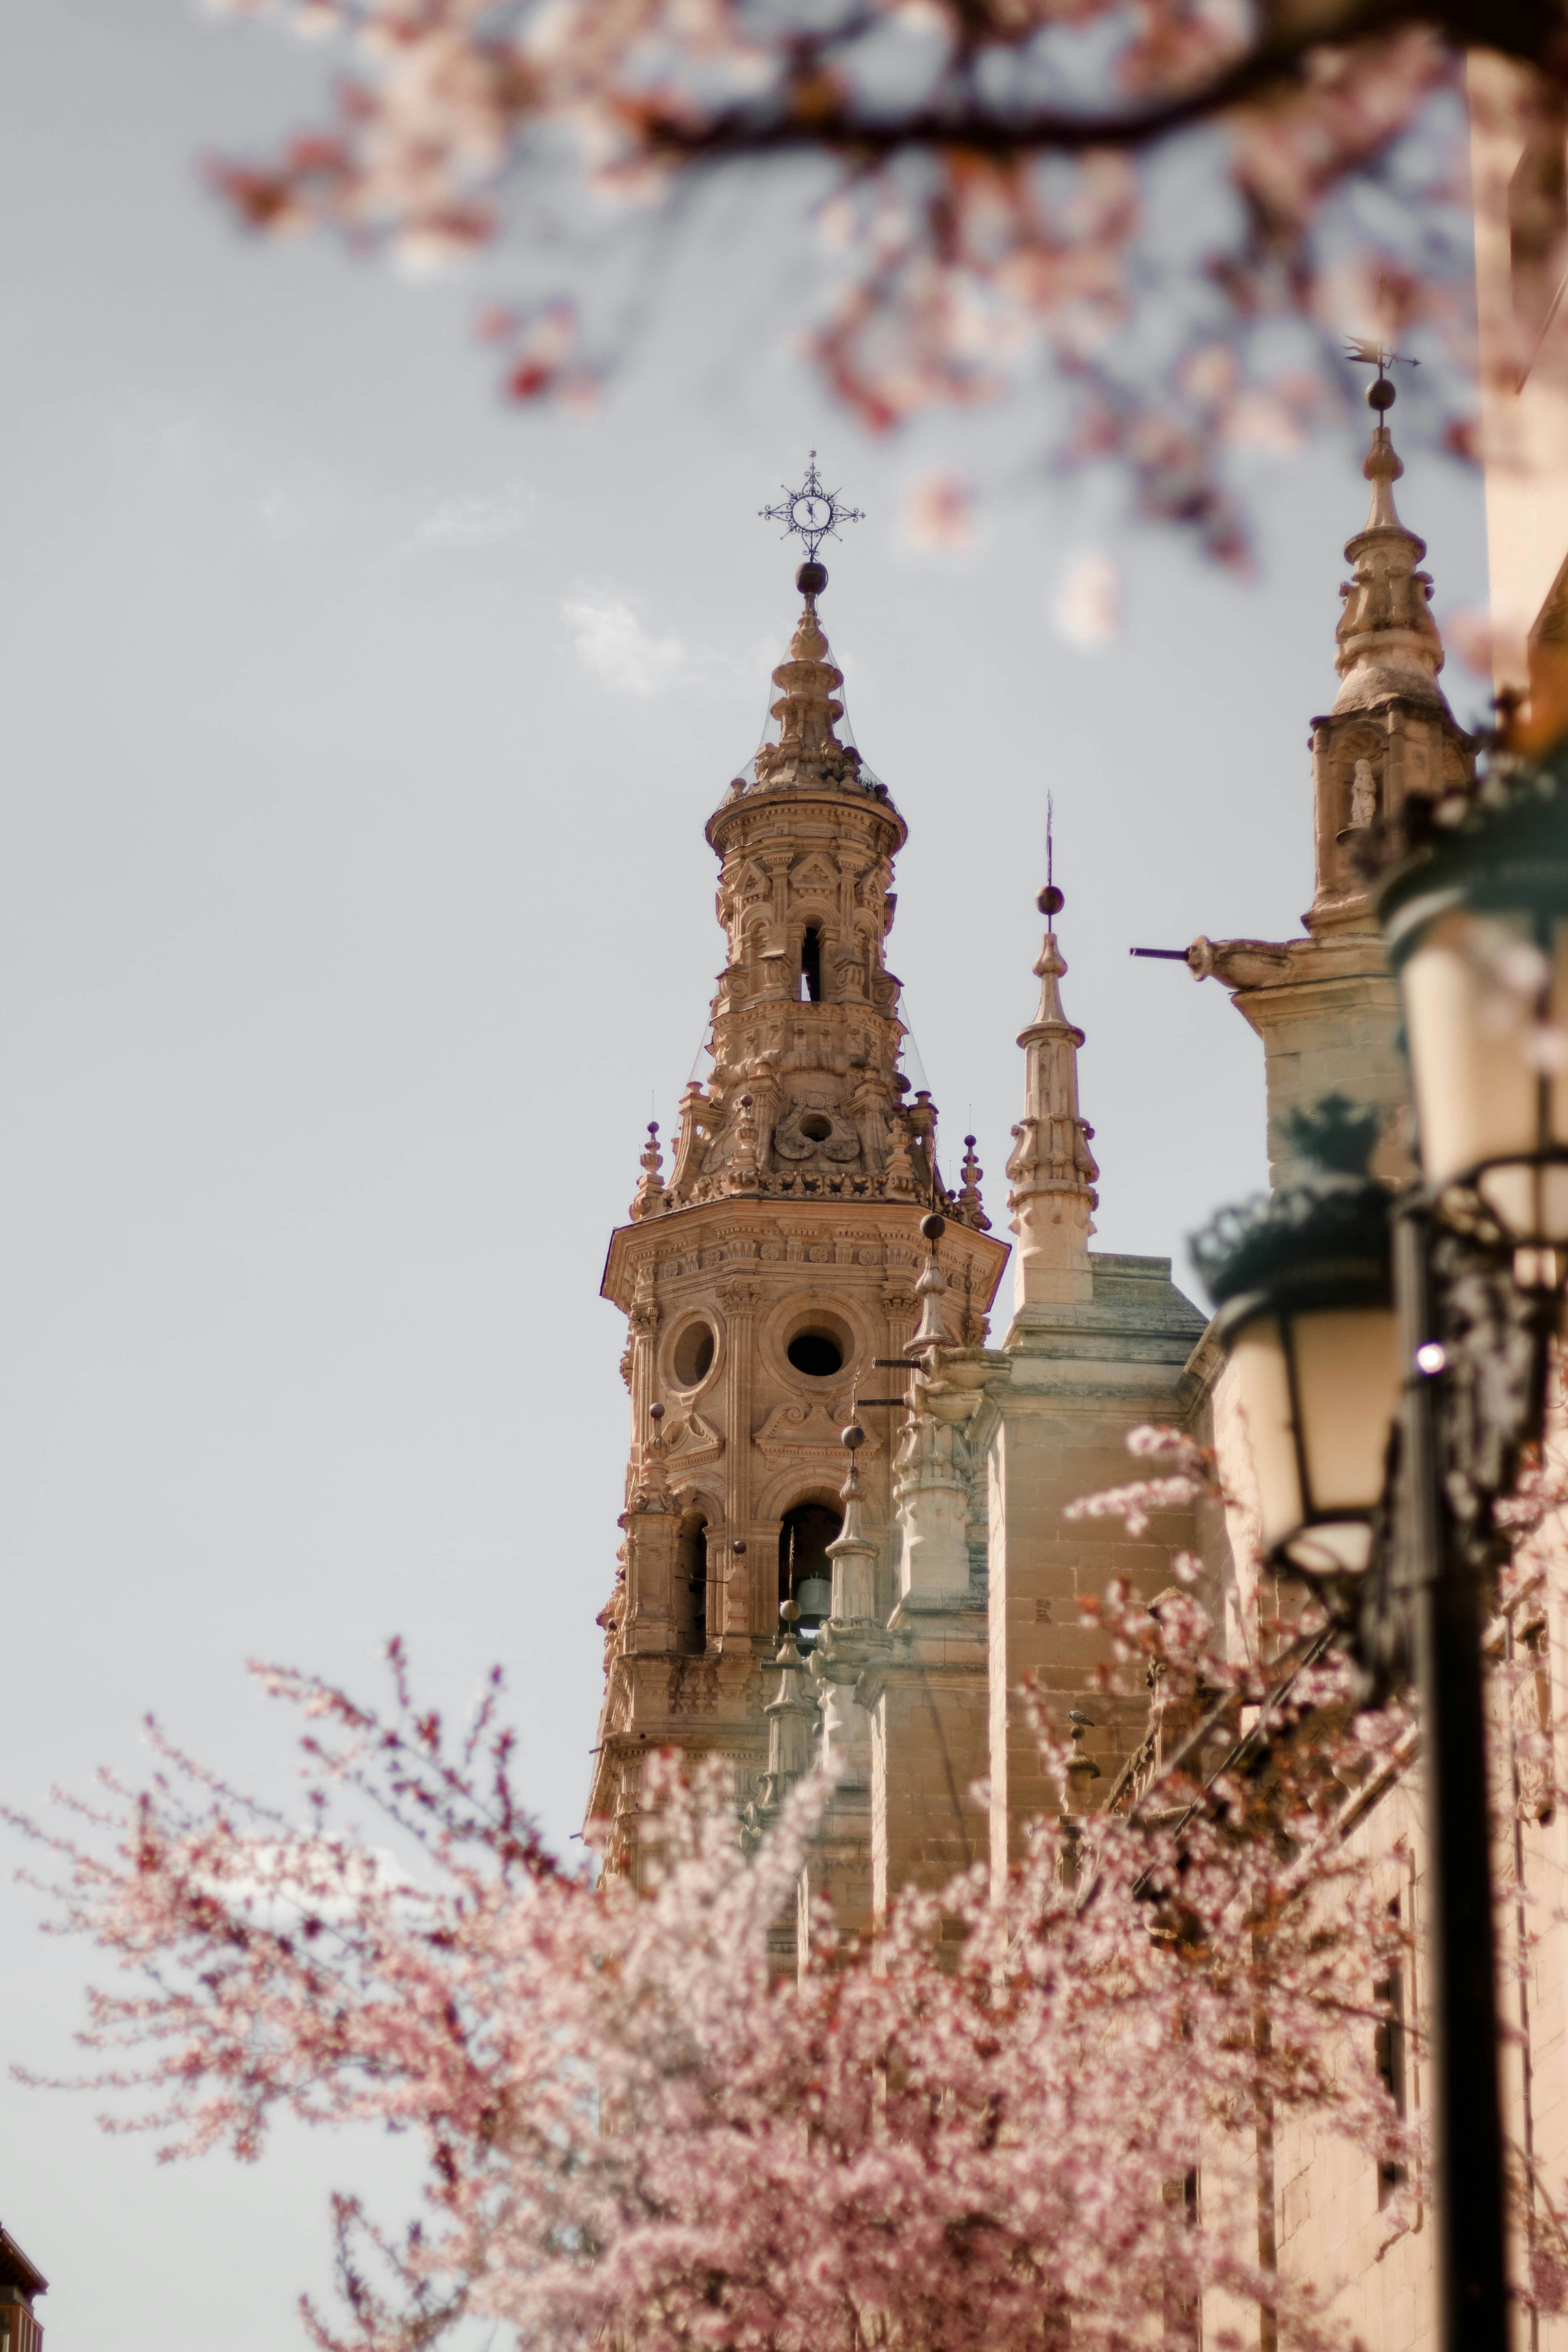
left=1302, top=379, right=1475, bottom=937
left=753, top=577, right=861, bottom=792
left=825, top=1427, right=878, bottom=1626
left=756, top=1603, right=819, bottom=1809
left=1005, top=883, right=1099, bottom=1311
left=1332, top=395, right=1453, bottom=720
left=616, top=553, right=975, bottom=1227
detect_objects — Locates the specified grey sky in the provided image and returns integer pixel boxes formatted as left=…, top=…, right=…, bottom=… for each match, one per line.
left=0, top=4, right=1488, bottom=2345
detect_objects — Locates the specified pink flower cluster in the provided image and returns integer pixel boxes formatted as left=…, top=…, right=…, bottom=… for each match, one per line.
left=198, top=0, right=1480, bottom=557
left=14, top=1599, right=1431, bottom=2352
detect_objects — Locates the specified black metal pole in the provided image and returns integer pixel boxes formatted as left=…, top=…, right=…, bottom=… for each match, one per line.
left=1396, top=1204, right=1509, bottom=2352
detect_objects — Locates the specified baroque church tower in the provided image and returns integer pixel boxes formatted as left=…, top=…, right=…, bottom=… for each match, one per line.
left=1186, top=384, right=1477, bottom=1187
left=588, top=532, right=1007, bottom=1879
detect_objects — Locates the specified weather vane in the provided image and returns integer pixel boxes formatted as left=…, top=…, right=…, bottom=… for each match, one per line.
left=760, top=452, right=864, bottom=564
left=1345, top=337, right=1420, bottom=411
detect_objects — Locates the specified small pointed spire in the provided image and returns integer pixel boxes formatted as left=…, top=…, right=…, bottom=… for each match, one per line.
left=826, top=1422, right=878, bottom=1624
left=1332, top=380, right=1454, bottom=719
left=631, top=1120, right=664, bottom=1219
left=1005, top=880, right=1098, bottom=1312
left=758, top=1599, right=819, bottom=1807
left=910, top=1211, right=952, bottom=1350
left=958, top=1135, right=991, bottom=1230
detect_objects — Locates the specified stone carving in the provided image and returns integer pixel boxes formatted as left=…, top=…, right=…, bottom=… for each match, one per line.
left=1187, top=935, right=1295, bottom=990
left=1349, top=757, right=1378, bottom=828
left=662, top=1410, right=725, bottom=1472
left=774, top=1102, right=861, bottom=1163
left=755, top=1401, right=878, bottom=1460
left=667, top=1659, right=720, bottom=1716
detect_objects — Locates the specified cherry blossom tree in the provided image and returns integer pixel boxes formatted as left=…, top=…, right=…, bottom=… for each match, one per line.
left=10, top=1523, right=1463, bottom=2352
left=196, top=0, right=1532, bottom=558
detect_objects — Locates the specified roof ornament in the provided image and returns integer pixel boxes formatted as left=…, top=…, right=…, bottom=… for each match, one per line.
left=760, top=451, right=865, bottom=589
left=1332, top=338, right=1449, bottom=718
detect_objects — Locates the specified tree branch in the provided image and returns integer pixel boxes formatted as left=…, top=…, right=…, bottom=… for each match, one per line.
left=642, top=0, right=1567, bottom=165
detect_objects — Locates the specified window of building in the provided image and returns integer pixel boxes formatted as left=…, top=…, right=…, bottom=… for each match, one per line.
left=672, top=1319, right=716, bottom=1388
left=786, top=1326, right=843, bottom=1378
left=800, top=924, right=823, bottom=1003
left=676, top=1513, right=708, bottom=1655
left=779, top=1502, right=841, bottom=1637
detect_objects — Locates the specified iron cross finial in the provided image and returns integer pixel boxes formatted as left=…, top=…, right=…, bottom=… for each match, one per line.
left=759, top=452, right=865, bottom=563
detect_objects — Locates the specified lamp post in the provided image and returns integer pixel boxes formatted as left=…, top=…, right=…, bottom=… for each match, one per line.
left=1201, top=742, right=1568, bottom=2352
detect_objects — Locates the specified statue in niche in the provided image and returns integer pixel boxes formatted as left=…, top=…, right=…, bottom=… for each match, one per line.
left=1349, top=758, right=1378, bottom=829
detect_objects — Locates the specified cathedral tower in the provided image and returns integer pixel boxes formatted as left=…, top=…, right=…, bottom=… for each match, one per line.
left=1186, top=382, right=1477, bottom=1190
left=589, top=529, right=1007, bottom=1877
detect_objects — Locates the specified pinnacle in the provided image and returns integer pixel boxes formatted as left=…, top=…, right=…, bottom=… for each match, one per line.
left=1330, top=405, right=1453, bottom=720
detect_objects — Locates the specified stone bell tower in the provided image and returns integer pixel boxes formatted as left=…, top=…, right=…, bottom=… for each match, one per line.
left=1185, top=378, right=1477, bottom=1191
left=588, top=503, right=1008, bottom=1878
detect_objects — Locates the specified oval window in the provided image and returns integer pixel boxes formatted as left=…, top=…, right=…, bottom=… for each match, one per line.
left=787, top=1327, right=844, bottom=1378
left=672, top=1321, right=716, bottom=1388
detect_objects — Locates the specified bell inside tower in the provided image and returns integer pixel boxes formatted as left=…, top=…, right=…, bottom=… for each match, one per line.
left=780, top=1502, right=842, bottom=1638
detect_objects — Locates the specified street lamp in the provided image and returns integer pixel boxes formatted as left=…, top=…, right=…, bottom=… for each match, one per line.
left=1198, top=1181, right=1399, bottom=1580
left=1200, top=742, right=1568, bottom=2352
left=1382, top=766, right=1568, bottom=1264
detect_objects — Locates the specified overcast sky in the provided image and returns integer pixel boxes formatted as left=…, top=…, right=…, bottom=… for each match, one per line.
left=0, top=5, right=1490, bottom=2346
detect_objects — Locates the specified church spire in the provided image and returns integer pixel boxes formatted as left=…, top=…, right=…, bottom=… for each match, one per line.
left=1302, top=375, right=1475, bottom=937
left=1331, top=387, right=1453, bottom=720
left=1005, top=878, right=1099, bottom=1311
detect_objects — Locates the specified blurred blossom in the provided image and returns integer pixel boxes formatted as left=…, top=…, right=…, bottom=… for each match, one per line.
left=1223, top=392, right=1304, bottom=455
left=1525, top=1025, right=1568, bottom=1075
left=900, top=468, right=976, bottom=552
left=1444, top=605, right=1495, bottom=678
left=1052, top=551, right=1121, bottom=648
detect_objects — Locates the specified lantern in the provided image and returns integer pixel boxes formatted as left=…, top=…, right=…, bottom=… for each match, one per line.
left=1379, top=758, right=1568, bottom=1247
left=1198, top=1181, right=1399, bottom=1578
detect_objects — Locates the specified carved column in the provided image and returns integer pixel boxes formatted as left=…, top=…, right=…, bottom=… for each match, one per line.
left=718, top=1275, right=760, bottom=1641
left=627, top=1276, right=660, bottom=1499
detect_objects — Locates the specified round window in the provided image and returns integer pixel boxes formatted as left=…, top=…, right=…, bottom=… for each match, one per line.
left=672, top=1321, right=716, bottom=1388
left=787, top=1327, right=844, bottom=1378
left=800, top=1113, right=832, bottom=1142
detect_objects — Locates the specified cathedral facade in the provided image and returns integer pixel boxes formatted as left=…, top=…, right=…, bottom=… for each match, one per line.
left=584, top=408, right=1568, bottom=2350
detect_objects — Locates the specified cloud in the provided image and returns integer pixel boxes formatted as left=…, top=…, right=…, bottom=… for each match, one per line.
left=1052, top=551, right=1121, bottom=649
left=563, top=593, right=694, bottom=695
left=400, top=481, right=535, bottom=554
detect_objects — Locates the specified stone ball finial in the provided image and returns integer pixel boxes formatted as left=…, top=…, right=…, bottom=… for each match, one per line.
left=1039, top=884, right=1065, bottom=916
left=1367, top=376, right=1396, bottom=412
left=920, top=1211, right=946, bottom=1243
left=796, top=560, right=828, bottom=596
left=649, top=1402, right=665, bottom=1424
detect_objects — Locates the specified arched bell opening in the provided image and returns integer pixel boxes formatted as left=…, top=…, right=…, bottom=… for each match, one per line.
left=675, top=1509, right=709, bottom=1656
left=800, top=923, right=824, bottom=1004
left=779, top=1500, right=841, bottom=1643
